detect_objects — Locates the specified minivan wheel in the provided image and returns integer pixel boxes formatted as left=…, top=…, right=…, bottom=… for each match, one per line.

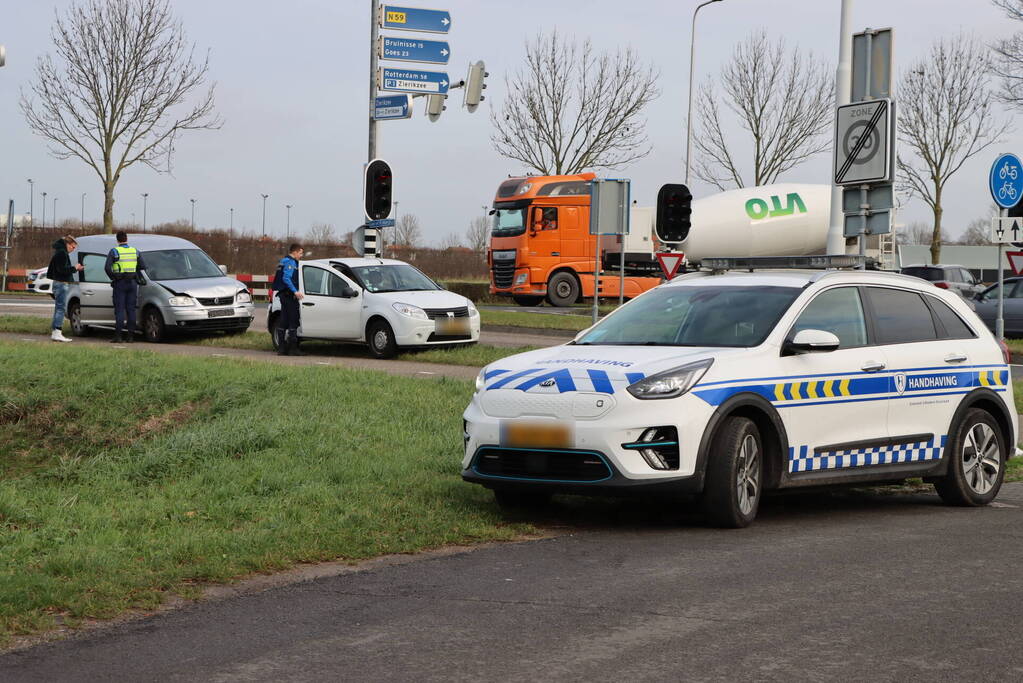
left=367, top=319, right=397, bottom=359
left=935, top=409, right=1005, bottom=506
left=142, top=307, right=166, bottom=343
left=69, top=300, right=90, bottom=336
left=701, top=416, right=763, bottom=528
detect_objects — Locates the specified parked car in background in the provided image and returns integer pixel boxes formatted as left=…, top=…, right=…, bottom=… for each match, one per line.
left=26, top=267, right=53, bottom=297
left=973, top=277, right=1023, bottom=338
left=67, top=234, right=255, bottom=342
left=268, top=257, right=480, bottom=358
left=900, top=264, right=983, bottom=301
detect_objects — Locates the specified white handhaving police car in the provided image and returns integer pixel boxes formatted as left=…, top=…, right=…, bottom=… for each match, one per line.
left=462, top=256, right=1017, bottom=527
left=268, top=257, right=480, bottom=358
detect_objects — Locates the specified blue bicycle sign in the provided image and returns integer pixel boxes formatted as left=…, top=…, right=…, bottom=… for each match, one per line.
left=990, top=153, right=1023, bottom=209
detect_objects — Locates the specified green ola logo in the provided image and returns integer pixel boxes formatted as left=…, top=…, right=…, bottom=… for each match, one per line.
left=745, top=193, right=807, bottom=220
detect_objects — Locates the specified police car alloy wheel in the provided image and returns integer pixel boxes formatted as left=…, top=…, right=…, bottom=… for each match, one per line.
left=702, top=417, right=763, bottom=528
left=934, top=409, right=1006, bottom=506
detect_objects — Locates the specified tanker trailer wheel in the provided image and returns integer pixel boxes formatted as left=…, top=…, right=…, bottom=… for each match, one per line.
left=546, top=272, right=580, bottom=307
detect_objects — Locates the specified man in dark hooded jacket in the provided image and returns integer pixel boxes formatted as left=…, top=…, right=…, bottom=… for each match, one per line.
left=45, top=236, right=84, bottom=342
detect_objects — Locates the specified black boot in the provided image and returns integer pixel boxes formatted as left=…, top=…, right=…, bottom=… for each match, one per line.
left=287, top=332, right=306, bottom=356
left=110, top=334, right=122, bottom=343
left=276, top=329, right=289, bottom=355
left=124, top=329, right=134, bottom=343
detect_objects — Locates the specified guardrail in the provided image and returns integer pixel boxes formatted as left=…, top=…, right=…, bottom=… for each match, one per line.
left=1, top=271, right=275, bottom=299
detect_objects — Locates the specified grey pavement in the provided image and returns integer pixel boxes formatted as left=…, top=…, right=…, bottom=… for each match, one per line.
left=4, top=483, right=1023, bottom=681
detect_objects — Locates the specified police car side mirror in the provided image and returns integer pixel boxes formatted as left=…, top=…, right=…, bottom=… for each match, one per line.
left=784, top=329, right=840, bottom=355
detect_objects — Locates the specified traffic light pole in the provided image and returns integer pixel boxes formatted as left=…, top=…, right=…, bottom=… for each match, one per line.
left=365, top=0, right=380, bottom=256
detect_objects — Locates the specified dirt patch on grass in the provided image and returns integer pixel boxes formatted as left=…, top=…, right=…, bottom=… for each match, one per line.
left=137, top=401, right=204, bottom=439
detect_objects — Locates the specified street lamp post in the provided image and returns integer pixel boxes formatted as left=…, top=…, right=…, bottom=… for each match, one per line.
left=81, top=193, right=86, bottom=226
left=53, top=197, right=58, bottom=227
left=685, top=0, right=724, bottom=186
left=190, top=198, right=196, bottom=230
left=141, top=193, right=148, bottom=232
left=286, top=204, right=292, bottom=238
left=27, top=179, right=34, bottom=227
left=229, top=207, right=234, bottom=232
left=261, top=194, right=269, bottom=238
left=41, top=191, right=47, bottom=227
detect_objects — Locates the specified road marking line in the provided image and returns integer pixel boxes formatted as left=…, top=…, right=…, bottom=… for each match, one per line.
left=990, top=501, right=1019, bottom=509
left=417, top=371, right=436, bottom=375
left=0, top=302, right=53, bottom=307
left=20, top=338, right=37, bottom=342
left=211, top=353, right=228, bottom=357
left=316, top=362, right=331, bottom=365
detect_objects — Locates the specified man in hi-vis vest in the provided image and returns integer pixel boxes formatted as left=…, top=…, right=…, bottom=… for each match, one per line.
left=104, top=231, right=147, bottom=343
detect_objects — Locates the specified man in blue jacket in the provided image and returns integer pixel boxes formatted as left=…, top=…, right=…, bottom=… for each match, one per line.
left=272, top=243, right=305, bottom=356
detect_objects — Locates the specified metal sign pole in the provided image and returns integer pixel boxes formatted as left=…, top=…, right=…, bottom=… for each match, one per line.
left=365, top=0, right=380, bottom=256
left=618, top=232, right=625, bottom=308
left=998, top=208, right=1006, bottom=340
left=593, top=233, right=600, bottom=325
left=2, top=200, right=13, bottom=292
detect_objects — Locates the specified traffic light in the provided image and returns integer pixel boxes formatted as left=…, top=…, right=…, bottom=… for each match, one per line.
left=655, top=183, right=693, bottom=243
left=464, top=60, right=488, bottom=113
left=426, top=94, right=447, bottom=122
left=364, top=159, right=392, bottom=220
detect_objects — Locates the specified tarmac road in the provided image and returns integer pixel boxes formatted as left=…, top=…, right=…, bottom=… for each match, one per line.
left=3, top=483, right=1023, bottom=681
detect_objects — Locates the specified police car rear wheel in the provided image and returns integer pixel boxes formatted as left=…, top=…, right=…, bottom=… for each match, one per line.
left=701, top=417, right=763, bottom=528
left=368, top=320, right=397, bottom=359
left=935, top=409, right=1005, bottom=506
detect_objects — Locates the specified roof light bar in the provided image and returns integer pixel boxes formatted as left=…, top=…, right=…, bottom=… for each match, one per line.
left=700, top=255, right=867, bottom=271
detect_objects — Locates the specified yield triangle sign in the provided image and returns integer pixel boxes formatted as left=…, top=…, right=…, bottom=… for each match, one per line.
left=656, top=252, right=685, bottom=280
left=1007, top=251, right=1023, bottom=276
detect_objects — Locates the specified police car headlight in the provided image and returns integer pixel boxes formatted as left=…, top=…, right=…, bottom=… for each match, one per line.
left=236, top=290, right=252, bottom=304
left=475, top=368, right=487, bottom=393
left=467, top=300, right=479, bottom=317
left=627, top=359, right=713, bottom=400
left=392, top=302, right=429, bottom=320
left=168, top=296, right=196, bottom=307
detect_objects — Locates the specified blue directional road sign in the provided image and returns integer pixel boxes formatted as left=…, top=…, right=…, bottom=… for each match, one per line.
left=381, top=5, right=451, bottom=33
left=367, top=218, right=396, bottom=229
left=374, top=95, right=412, bottom=120
left=990, top=153, right=1023, bottom=209
left=379, top=67, right=449, bottom=94
left=380, top=36, right=450, bottom=65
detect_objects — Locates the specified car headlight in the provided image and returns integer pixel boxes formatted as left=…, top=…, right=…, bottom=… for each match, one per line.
left=514, top=272, right=528, bottom=285
left=236, top=290, right=252, bottom=304
left=392, top=302, right=430, bottom=320
left=626, top=359, right=713, bottom=400
left=475, top=368, right=487, bottom=393
left=168, top=296, right=196, bottom=307
left=467, top=300, right=479, bottom=317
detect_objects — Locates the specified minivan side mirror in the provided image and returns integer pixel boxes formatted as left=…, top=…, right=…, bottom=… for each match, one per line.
left=783, top=329, right=841, bottom=355
left=218, top=264, right=228, bottom=275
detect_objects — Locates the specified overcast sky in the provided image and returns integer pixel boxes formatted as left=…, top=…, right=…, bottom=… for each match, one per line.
left=0, top=0, right=1018, bottom=246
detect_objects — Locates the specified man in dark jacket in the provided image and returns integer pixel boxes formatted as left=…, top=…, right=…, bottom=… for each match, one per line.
left=104, top=231, right=147, bottom=343
left=272, top=243, right=305, bottom=356
left=45, top=236, right=83, bottom=342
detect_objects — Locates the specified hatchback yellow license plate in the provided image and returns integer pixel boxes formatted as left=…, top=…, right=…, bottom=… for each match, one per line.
left=436, top=317, right=470, bottom=335
left=501, top=421, right=573, bottom=449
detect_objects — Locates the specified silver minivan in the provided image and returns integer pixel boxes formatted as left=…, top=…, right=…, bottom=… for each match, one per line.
left=68, top=234, right=255, bottom=342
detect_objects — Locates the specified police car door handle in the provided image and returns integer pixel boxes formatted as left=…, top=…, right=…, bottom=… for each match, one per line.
left=944, top=353, right=968, bottom=364
left=861, top=361, right=885, bottom=372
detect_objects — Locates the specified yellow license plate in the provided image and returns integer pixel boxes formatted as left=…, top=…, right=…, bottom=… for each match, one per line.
left=436, top=317, right=470, bottom=335
left=501, top=421, right=573, bottom=449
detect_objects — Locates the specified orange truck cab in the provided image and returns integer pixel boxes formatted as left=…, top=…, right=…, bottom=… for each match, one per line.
left=488, top=173, right=662, bottom=307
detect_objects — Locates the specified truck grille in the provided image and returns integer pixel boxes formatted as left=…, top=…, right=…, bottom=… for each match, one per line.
left=423, top=306, right=469, bottom=319
left=196, top=295, right=234, bottom=306
left=473, top=447, right=612, bottom=482
left=491, top=250, right=516, bottom=289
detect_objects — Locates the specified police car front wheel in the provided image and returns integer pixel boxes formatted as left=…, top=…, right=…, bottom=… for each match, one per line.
left=935, top=409, right=1006, bottom=507
left=701, top=416, right=763, bottom=529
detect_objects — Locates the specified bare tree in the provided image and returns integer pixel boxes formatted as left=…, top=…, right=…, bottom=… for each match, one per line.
left=21, top=0, right=220, bottom=233
left=440, top=232, right=464, bottom=249
left=393, top=213, right=422, bottom=247
left=958, top=218, right=991, bottom=246
left=992, top=0, right=1023, bottom=108
left=465, top=216, right=489, bottom=253
left=897, top=35, right=1010, bottom=264
left=692, top=31, right=833, bottom=190
left=901, top=220, right=951, bottom=246
left=306, top=222, right=337, bottom=245
left=491, top=31, right=659, bottom=175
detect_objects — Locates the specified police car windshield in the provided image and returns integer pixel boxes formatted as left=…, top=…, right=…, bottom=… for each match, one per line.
left=143, top=249, right=222, bottom=280
left=576, top=285, right=802, bottom=347
left=352, top=264, right=441, bottom=293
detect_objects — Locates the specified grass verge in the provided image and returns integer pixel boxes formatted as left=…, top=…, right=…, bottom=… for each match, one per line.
left=0, top=341, right=531, bottom=644
left=0, top=314, right=536, bottom=368
left=479, top=309, right=592, bottom=331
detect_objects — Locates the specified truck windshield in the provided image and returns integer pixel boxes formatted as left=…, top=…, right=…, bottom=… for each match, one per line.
left=575, top=285, right=801, bottom=347
left=144, top=249, right=222, bottom=280
left=492, top=208, right=526, bottom=237
left=351, top=264, right=441, bottom=293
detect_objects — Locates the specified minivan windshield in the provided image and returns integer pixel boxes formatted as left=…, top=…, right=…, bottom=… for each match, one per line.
left=575, top=285, right=802, bottom=347
left=351, top=264, right=441, bottom=293
left=144, top=249, right=222, bottom=281
left=492, top=208, right=526, bottom=237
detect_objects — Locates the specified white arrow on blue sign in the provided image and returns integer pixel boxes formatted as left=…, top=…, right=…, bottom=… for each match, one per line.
left=379, top=67, right=449, bottom=94
left=374, top=95, right=411, bottom=120
left=381, top=5, right=451, bottom=33
left=379, top=36, right=450, bottom=64
left=990, top=153, right=1023, bottom=210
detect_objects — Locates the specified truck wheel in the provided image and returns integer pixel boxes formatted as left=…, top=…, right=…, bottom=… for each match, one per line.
left=546, top=272, right=579, bottom=307
left=513, top=295, right=543, bottom=307
left=934, top=409, right=1005, bottom=506
left=701, top=416, right=763, bottom=528
left=142, top=307, right=166, bottom=343
left=367, top=319, right=398, bottom=359
left=69, top=300, right=90, bottom=336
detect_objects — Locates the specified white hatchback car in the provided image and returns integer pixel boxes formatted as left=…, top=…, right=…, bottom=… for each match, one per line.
left=26, top=267, right=54, bottom=297
left=268, top=257, right=481, bottom=358
left=462, top=256, right=1016, bottom=527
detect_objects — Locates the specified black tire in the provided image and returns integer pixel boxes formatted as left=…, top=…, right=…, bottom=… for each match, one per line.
left=546, top=272, right=580, bottom=307
left=701, top=417, right=763, bottom=528
left=493, top=488, right=552, bottom=510
left=142, top=307, right=166, bottom=343
left=513, top=295, right=544, bottom=307
left=68, top=300, right=90, bottom=337
left=367, top=319, right=398, bottom=359
left=268, top=314, right=284, bottom=352
left=934, top=408, right=1006, bottom=506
